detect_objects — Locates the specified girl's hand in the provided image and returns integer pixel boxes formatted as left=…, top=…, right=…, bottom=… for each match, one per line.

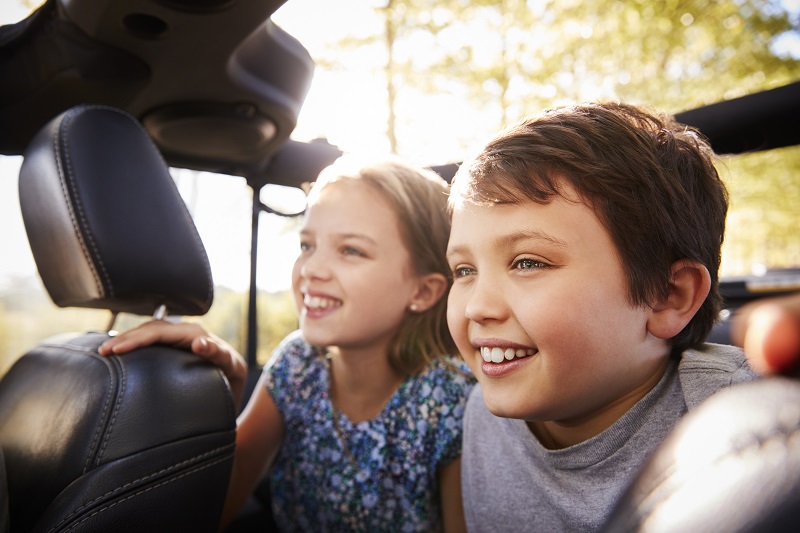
left=98, top=320, right=249, bottom=404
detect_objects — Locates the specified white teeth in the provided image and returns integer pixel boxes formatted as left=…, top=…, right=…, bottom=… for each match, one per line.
left=304, top=295, right=340, bottom=309
left=491, top=347, right=504, bottom=363
left=479, top=346, right=535, bottom=364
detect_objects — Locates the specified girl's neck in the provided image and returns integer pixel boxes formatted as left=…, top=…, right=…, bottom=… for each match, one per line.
left=328, top=346, right=406, bottom=423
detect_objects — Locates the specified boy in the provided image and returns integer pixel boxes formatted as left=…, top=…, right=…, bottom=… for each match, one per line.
left=445, top=102, right=757, bottom=531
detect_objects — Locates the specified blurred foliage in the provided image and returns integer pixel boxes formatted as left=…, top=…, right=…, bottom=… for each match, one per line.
left=0, top=278, right=298, bottom=376
left=720, top=144, right=800, bottom=273
left=1, top=0, right=799, bottom=376
left=354, top=0, right=800, bottom=127
left=197, top=286, right=299, bottom=366
left=325, top=0, right=799, bottom=276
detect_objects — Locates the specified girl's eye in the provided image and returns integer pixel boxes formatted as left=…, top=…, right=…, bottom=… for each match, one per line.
left=342, top=246, right=364, bottom=257
left=299, top=241, right=313, bottom=253
left=514, top=258, right=548, bottom=271
left=452, top=266, right=476, bottom=279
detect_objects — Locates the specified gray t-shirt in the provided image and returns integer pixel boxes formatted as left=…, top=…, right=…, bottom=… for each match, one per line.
left=461, top=343, right=757, bottom=533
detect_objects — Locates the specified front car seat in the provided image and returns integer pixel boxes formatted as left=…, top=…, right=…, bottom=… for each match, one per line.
left=0, top=104, right=236, bottom=532
left=602, top=376, right=800, bottom=533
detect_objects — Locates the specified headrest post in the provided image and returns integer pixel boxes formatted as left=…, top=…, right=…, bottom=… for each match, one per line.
left=153, top=304, right=168, bottom=321
left=106, top=311, right=118, bottom=333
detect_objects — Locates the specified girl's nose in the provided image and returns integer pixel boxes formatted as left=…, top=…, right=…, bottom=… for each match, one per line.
left=298, top=249, right=331, bottom=281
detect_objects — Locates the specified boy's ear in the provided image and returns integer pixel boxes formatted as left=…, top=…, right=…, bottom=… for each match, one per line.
left=647, top=259, right=711, bottom=340
left=409, top=273, right=448, bottom=313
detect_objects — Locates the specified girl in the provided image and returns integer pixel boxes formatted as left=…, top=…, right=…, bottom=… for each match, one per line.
left=99, top=157, right=475, bottom=532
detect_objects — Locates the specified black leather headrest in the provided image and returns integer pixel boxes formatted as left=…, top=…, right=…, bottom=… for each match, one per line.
left=19, top=104, right=213, bottom=316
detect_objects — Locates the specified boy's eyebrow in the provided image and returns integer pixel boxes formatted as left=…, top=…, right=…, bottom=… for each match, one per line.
left=499, top=230, right=568, bottom=248
left=447, top=230, right=567, bottom=259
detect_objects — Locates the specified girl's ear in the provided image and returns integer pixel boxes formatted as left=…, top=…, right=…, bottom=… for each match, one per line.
left=409, top=273, right=448, bottom=313
left=647, top=260, right=711, bottom=340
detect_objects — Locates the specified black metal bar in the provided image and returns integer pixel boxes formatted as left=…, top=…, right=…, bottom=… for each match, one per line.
left=246, top=185, right=260, bottom=369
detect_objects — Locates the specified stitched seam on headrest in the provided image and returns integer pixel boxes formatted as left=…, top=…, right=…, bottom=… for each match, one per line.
left=65, top=105, right=119, bottom=297
left=96, top=104, right=214, bottom=312
left=50, top=444, right=235, bottom=532
left=54, top=109, right=106, bottom=298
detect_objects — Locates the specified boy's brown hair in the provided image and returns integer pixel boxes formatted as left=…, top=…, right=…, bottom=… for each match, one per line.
left=450, top=102, right=728, bottom=354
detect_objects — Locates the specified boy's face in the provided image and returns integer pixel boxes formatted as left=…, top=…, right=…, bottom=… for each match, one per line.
left=446, top=179, right=670, bottom=443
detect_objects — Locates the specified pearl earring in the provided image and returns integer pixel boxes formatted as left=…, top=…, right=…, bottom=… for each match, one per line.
left=409, top=304, right=418, bottom=312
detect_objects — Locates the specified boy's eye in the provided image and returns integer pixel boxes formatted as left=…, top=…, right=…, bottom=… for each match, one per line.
left=452, top=266, right=476, bottom=279
left=513, top=258, right=548, bottom=271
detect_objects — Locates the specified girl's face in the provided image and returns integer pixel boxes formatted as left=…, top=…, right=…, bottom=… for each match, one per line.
left=292, top=180, right=419, bottom=355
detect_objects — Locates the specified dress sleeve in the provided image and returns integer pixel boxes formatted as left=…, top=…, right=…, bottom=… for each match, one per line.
left=263, top=330, right=312, bottom=417
left=430, top=361, right=477, bottom=469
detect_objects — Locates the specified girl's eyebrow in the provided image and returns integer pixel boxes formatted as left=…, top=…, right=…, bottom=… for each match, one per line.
left=337, top=232, right=377, bottom=245
left=301, top=228, right=378, bottom=246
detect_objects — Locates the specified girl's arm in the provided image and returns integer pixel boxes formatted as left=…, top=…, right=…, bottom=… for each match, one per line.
left=219, top=375, right=285, bottom=530
left=439, top=458, right=467, bottom=533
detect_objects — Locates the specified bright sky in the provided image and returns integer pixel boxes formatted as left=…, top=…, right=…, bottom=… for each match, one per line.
left=2, top=1, right=798, bottom=293
left=0, top=0, right=425, bottom=293
left=0, top=0, right=509, bottom=294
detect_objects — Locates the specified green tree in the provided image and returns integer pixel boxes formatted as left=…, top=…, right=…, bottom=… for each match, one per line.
left=406, top=0, right=799, bottom=121
left=181, top=287, right=298, bottom=367
left=721, top=145, right=800, bottom=273
left=329, top=0, right=800, bottom=275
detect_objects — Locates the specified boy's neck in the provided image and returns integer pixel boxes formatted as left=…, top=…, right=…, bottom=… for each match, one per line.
left=526, top=356, right=671, bottom=449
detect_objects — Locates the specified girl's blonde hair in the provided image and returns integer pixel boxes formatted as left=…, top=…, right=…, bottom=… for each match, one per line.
left=308, top=155, right=456, bottom=374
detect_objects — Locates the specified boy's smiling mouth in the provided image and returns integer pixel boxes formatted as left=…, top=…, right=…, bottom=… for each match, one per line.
left=479, top=346, right=537, bottom=363
left=471, top=343, right=538, bottom=378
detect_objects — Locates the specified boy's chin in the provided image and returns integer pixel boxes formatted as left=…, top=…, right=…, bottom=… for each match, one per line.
left=480, top=384, right=541, bottom=421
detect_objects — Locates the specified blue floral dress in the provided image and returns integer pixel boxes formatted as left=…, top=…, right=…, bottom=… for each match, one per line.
left=264, top=331, right=475, bottom=532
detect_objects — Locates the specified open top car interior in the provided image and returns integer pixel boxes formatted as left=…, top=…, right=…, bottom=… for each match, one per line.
left=0, top=0, right=798, bottom=532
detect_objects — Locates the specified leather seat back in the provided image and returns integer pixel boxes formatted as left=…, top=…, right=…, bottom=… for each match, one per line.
left=0, top=105, right=236, bottom=532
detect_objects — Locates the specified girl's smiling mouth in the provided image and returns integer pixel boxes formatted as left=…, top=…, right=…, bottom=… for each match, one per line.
left=303, top=293, right=342, bottom=310
left=301, top=291, right=343, bottom=319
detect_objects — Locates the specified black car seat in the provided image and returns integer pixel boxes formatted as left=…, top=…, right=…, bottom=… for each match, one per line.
left=0, top=104, right=236, bottom=532
left=601, top=376, right=800, bottom=533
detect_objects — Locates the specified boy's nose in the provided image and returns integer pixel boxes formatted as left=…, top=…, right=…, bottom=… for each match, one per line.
left=464, top=275, right=507, bottom=323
